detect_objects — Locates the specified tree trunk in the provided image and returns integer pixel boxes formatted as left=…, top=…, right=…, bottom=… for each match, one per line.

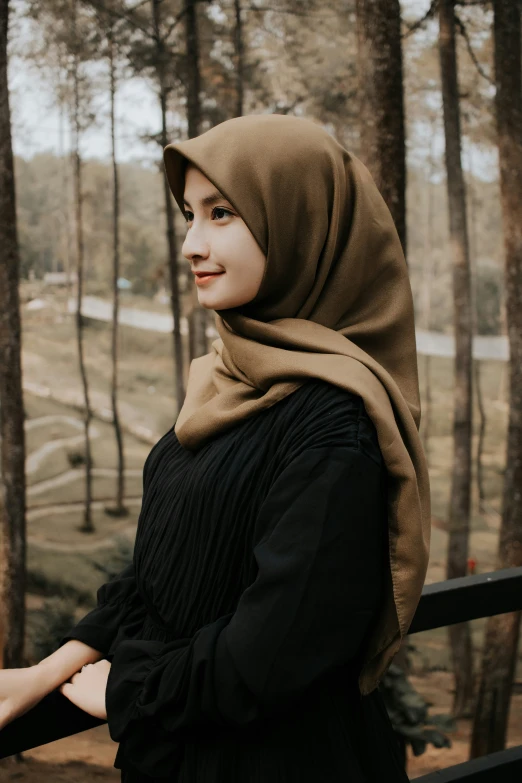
left=58, top=80, right=73, bottom=308
left=355, top=0, right=407, bottom=258
left=355, top=0, right=411, bottom=687
left=0, top=0, right=27, bottom=670
left=183, top=0, right=209, bottom=362
left=72, top=2, right=94, bottom=533
left=107, top=24, right=127, bottom=518
left=151, top=0, right=185, bottom=415
left=470, top=0, right=522, bottom=757
left=438, top=0, right=474, bottom=717
left=467, top=148, right=486, bottom=515
left=233, top=0, right=244, bottom=117
left=420, top=132, right=436, bottom=466
left=184, top=0, right=201, bottom=139
left=474, top=358, right=486, bottom=515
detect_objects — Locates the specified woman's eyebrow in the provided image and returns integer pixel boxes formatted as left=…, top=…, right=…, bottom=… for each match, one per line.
left=183, top=191, right=231, bottom=209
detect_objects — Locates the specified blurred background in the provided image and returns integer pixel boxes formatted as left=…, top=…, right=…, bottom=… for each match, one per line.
left=0, top=0, right=521, bottom=780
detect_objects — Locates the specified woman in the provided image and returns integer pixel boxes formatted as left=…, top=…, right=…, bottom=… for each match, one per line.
left=0, top=114, right=430, bottom=782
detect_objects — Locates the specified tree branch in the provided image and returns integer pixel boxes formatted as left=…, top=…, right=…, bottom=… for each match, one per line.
left=401, top=0, right=438, bottom=39
left=455, top=10, right=494, bottom=85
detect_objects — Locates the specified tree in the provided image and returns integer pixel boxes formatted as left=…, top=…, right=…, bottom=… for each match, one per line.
left=233, top=0, right=244, bottom=118
left=183, top=0, right=210, bottom=364
left=81, top=0, right=187, bottom=410
left=355, top=0, right=414, bottom=687
left=470, top=0, right=522, bottom=756
left=71, top=0, right=94, bottom=533
left=148, top=0, right=186, bottom=409
left=0, top=0, right=27, bottom=669
left=355, top=0, right=407, bottom=256
left=107, top=19, right=127, bottom=517
left=438, top=0, right=474, bottom=718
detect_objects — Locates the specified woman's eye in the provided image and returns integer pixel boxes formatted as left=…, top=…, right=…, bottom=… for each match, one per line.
left=184, top=207, right=232, bottom=224
left=212, top=207, right=233, bottom=220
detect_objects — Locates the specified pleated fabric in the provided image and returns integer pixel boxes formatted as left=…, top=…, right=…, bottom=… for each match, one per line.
left=58, top=378, right=410, bottom=782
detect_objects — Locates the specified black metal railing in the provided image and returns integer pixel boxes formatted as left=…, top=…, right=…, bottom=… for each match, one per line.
left=409, top=565, right=522, bottom=782
left=1, top=565, right=522, bottom=781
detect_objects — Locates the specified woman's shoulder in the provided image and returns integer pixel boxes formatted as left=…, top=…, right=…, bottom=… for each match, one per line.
left=273, top=378, right=383, bottom=467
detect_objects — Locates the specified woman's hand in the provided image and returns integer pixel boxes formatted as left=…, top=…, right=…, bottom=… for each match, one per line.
left=0, top=666, right=49, bottom=730
left=58, top=659, right=111, bottom=720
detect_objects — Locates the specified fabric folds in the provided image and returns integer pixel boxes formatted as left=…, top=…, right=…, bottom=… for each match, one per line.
left=57, top=562, right=147, bottom=657
left=104, top=446, right=387, bottom=778
left=55, top=380, right=412, bottom=781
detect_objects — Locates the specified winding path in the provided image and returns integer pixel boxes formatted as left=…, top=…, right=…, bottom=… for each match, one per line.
left=25, top=414, right=145, bottom=552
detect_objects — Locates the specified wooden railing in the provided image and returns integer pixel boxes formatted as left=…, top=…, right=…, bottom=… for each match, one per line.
left=1, top=565, right=522, bottom=781
left=410, top=566, right=522, bottom=782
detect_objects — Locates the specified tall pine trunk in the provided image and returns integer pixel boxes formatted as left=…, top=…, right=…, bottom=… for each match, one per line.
left=438, top=0, right=474, bottom=717
left=470, top=0, right=522, bottom=756
left=233, top=0, right=244, bottom=118
left=467, top=153, right=486, bottom=515
left=107, top=24, right=126, bottom=517
left=355, top=0, right=413, bottom=684
left=355, top=0, right=406, bottom=257
left=151, top=0, right=185, bottom=414
left=184, top=0, right=209, bottom=363
left=72, top=0, right=93, bottom=533
left=420, top=130, right=437, bottom=465
left=0, top=0, right=26, bottom=670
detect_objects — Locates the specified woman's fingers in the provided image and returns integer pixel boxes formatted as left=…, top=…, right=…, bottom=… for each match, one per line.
left=58, top=661, right=110, bottom=720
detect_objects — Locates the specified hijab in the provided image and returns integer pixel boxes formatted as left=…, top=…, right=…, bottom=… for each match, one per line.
left=163, top=113, right=431, bottom=696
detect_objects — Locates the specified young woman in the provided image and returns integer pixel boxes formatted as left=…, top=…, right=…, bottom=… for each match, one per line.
left=0, top=114, right=431, bottom=782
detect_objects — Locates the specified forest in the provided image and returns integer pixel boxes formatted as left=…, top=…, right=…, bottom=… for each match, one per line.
left=0, top=0, right=521, bottom=780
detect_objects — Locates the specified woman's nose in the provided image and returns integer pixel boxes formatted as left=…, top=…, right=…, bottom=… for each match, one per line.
left=182, top=224, right=210, bottom=261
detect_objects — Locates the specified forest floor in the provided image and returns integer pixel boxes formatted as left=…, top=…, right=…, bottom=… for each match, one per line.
left=0, top=287, right=520, bottom=780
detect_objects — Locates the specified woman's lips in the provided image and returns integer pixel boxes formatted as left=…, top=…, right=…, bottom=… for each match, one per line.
left=195, top=272, right=225, bottom=285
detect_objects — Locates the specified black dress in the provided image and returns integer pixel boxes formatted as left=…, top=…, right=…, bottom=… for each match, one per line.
left=57, top=378, right=410, bottom=782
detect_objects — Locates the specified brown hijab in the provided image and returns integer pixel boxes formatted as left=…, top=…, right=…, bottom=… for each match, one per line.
left=163, top=113, right=431, bottom=696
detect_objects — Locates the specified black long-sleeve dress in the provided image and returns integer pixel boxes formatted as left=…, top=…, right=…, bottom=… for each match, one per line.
left=57, top=378, right=410, bottom=782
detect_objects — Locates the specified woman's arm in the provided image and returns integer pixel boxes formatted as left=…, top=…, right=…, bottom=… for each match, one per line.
left=0, top=641, right=104, bottom=732
left=0, top=562, right=144, bottom=734
left=35, top=639, right=104, bottom=693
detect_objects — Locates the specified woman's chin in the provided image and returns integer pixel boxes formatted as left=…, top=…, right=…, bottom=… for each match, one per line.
left=197, top=293, right=249, bottom=311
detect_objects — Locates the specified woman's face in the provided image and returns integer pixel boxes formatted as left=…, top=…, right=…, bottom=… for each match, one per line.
left=181, top=163, right=266, bottom=310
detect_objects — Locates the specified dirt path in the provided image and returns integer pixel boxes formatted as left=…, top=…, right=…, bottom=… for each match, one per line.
left=23, top=414, right=144, bottom=552
left=27, top=467, right=143, bottom=501
left=23, top=377, right=159, bottom=445
left=25, top=416, right=100, bottom=474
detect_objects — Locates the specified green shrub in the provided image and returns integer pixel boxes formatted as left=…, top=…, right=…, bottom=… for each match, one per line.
left=27, top=567, right=94, bottom=605
left=381, top=662, right=456, bottom=761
